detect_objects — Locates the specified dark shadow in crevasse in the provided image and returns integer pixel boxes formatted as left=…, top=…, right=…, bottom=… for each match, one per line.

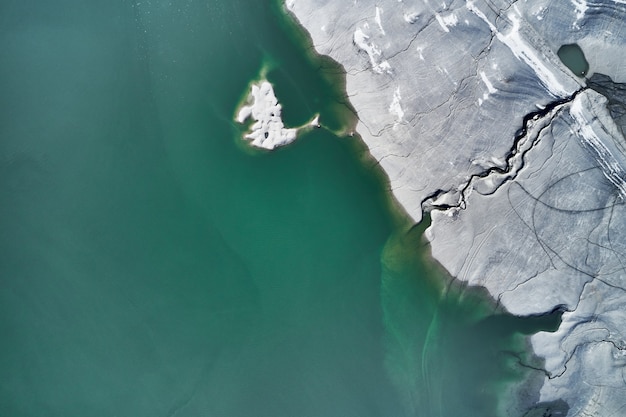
left=587, top=73, right=626, bottom=138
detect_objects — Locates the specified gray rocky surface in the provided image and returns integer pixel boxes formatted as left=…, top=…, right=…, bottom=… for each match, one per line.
left=285, top=0, right=626, bottom=415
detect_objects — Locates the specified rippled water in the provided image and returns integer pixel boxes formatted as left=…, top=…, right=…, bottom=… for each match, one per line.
left=0, top=1, right=558, bottom=416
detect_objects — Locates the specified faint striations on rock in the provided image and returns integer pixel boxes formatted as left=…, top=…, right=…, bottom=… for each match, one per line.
left=285, top=0, right=626, bottom=415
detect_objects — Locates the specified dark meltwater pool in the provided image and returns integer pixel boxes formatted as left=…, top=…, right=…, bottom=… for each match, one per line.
left=557, top=43, right=589, bottom=77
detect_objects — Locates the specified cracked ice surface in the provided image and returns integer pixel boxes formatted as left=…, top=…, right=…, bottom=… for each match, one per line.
left=286, top=0, right=626, bottom=414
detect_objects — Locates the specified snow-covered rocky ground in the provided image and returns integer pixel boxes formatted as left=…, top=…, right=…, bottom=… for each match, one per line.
left=285, top=0, right=626, bottom=415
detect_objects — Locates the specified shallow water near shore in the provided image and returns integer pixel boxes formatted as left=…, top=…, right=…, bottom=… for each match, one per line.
left=1, top=1, right=557, bottom=416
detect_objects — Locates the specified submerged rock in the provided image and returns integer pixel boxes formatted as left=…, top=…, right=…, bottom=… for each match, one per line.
left=285, top=0, right=626, bottom=415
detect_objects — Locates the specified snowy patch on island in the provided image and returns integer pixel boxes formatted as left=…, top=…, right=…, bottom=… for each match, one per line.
left=389, top=87, right=404, bottom=121
left=236, top=80, right=301, bottom=150
left=353, top=28, right=392, bottom=74
left=572, top=0, right=588, bottom=27
left=435, top=12, right=458, bottom=32
left=404, top=12, right=419, bottom=23
left=375, top=6, right=385, bottom=34
left=466, top=1, right=576, bottom=97
left=478, top=71, right=498, bottom=105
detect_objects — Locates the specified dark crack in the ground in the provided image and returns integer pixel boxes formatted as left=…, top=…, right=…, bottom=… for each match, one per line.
left=422, top=87, right=588, bottom=213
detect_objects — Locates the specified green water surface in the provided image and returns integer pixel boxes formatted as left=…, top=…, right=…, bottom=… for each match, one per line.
left=0, top=1, right=557, bottom=416
left=557, top=43, right=589, bottom=77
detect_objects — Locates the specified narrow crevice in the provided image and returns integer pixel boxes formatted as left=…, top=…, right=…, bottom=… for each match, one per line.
left=422, top=87, right=588, bottom=213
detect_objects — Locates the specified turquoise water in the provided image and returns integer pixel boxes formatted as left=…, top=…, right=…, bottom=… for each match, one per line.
left=0, top=1, right=557, bottom=416
left=557, top=44, right=589, bottom=77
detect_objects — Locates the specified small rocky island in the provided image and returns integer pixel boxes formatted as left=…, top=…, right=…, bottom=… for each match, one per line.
left=285, top=0, right=626, bottom=415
